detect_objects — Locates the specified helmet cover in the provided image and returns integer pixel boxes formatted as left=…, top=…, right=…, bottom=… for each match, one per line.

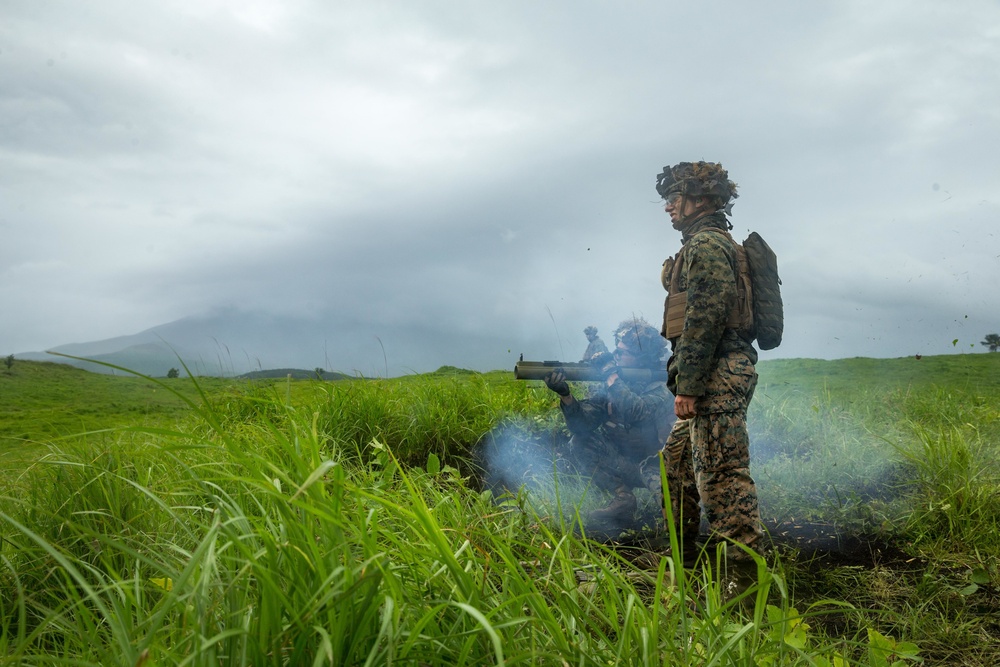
left=655, top=161, right=739, bottom=209
left=613, top=317, right=667, bottom=368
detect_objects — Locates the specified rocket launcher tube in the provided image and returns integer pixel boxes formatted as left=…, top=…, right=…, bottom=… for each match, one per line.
left=514, top=360, right=666, bottom=383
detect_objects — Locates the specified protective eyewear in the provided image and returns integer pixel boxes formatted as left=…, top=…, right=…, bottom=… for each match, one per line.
left=662, top=191, right=684, bottom=206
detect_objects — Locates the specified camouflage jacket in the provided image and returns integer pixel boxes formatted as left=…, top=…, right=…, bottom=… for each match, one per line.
left=560, top=378, right=674, bottom=458
left=665, top=211, right=757, bottom=398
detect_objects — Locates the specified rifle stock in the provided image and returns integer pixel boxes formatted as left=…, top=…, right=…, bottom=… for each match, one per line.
left=514, top=360, right=666, bottom=383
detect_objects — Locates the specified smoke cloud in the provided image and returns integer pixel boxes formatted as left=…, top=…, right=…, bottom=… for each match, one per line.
left=478, top=418, right=664, bottom=540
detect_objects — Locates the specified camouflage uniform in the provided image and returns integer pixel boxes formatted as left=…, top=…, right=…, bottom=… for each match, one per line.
left=662, top=210, right=762, bottom=552
left=581, top=328, right=610, bottom=362
left=561, top=377, right=674, bottom=496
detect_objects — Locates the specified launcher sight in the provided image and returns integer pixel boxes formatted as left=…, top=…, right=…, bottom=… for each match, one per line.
left=514, top=360, right=667, bottom=383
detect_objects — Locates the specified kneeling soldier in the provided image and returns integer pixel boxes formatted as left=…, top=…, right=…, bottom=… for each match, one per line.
left=544, top=318, right=675, bottom=535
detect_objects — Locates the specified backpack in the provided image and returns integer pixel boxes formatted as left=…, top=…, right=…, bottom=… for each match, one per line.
left=661, top=230, right=783, bottom=350
left=740, top=232, right=783, bottom=350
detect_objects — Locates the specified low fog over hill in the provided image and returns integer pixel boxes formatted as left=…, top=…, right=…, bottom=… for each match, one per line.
left=16, top=307, right=537, bottom=378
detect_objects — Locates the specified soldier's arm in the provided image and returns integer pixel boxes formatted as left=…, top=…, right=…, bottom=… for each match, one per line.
left=605, top=379, right=672, bottom=426
left=560, top=393, right=606, bottom=435
left=673, top=234, right=738, bottom=397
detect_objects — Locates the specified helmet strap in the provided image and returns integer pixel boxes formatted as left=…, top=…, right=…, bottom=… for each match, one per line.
left=671, top=194, right=712, bottom=231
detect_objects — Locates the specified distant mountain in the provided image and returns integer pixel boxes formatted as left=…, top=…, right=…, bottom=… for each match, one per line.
left=42, top=342, right=207, bottom=377
left=16, top=307, right=527, bottom=378
left=17, top=309, right=347, bottom=377
left=20, top=341, right=199, bottom=377
left=239, top=369, right=352, bottom=380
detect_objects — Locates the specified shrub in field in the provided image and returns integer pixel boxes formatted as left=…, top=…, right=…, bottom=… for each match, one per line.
left=206, top=371, right=556, bottom=472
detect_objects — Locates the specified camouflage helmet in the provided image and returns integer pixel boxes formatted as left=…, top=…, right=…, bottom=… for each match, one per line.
left=613, top=317, right=667, bottom=368
left=655, top=161, right=739, bottom=210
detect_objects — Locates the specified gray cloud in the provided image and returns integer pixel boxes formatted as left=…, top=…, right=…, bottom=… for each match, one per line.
left=2, top=0, right=999, bottom=371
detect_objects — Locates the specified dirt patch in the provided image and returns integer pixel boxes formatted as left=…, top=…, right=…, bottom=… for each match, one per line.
left=761, top=518, right=921, bottom=569
left=603, top=518, right=924, bottom=573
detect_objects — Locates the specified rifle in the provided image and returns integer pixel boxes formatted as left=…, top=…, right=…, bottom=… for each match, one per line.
left=514, top=360, right=667, bottom=383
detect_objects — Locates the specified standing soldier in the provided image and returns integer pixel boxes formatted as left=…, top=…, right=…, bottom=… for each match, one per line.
left=657, top=161, right=763, bottom=557
left=581, top=326, right=609, bottom=362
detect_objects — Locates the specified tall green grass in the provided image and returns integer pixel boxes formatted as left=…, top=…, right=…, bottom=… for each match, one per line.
left=750, top=365, right=1000, bottom=558
left=4, top=354, right=999, bottom=664
left=205, top=370, right=554, bottom=471
left=0, top=366, right=926, bottom=666
left=747, top=357, right=1000, bottom=666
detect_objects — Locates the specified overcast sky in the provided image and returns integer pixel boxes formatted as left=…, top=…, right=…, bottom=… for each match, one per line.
left=2, top=0, right=999, bottom=374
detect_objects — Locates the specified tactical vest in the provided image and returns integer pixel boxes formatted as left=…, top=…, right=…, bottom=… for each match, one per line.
left=662, top=228, right=784, bottom=350
left=660, top=229, right=753, bottom=340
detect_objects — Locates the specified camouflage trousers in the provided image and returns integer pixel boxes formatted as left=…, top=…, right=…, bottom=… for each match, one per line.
left=661, top=354, right=762, bottom=554
left=571, top=433, right=662, bottom=496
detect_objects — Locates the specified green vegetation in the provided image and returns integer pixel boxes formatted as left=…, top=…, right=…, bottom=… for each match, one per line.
left=0, top=360, right=231, bottom=455
left=238, top=368, right=352, bottom=381
left=0, top=354, right=998, bottom=665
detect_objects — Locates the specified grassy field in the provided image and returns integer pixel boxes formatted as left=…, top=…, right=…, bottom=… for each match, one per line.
left=0, top=354, right=998, bottom=665
left=0, top=360, right=230, bottom=454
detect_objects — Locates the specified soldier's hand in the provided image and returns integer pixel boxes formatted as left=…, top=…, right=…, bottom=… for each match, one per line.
left=675, top=394, right=697, bottom=419
left=588, top=351, right=614, bottom=368
left=588, top=351, right=618, bottom=381
left=543, top=371, right=571, bottom=396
